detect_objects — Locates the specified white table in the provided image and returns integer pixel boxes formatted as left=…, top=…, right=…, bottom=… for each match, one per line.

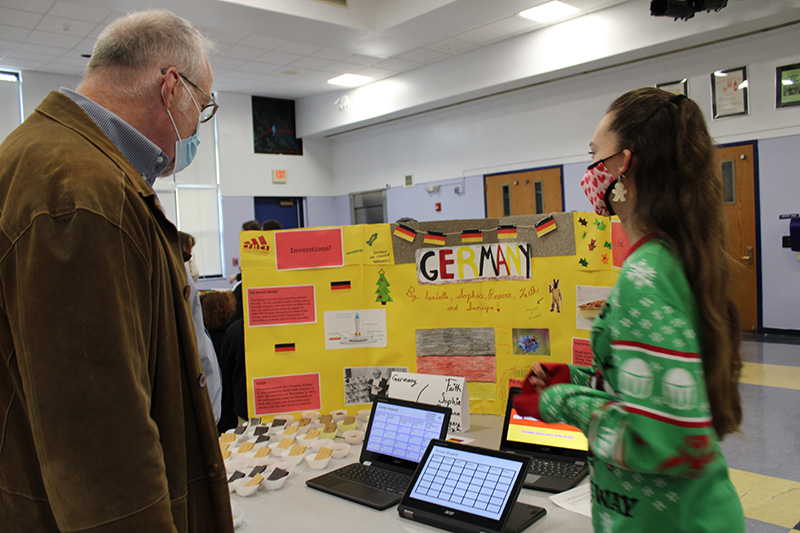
left=231, top=414, right=592, bottom=532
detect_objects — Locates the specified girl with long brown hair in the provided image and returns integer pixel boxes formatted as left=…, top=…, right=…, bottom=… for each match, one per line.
left=514, top=88, right=744, bottom=532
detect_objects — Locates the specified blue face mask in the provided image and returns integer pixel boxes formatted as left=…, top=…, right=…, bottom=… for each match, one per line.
left=166, top=78, right=202, bottom=173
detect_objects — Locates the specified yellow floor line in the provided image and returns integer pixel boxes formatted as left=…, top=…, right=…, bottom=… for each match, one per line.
left=729, top=468, right=800, bottom=528
left=739, top=362, right=800, bottom=391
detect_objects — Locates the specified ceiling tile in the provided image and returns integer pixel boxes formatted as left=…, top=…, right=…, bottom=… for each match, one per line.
left=74, top=37, right=95, bottom=53
left=274, top=66, right=312, bottom=78
left=25, top=30, right=82, bottom=48
left=257, top=51, right=303, bottom=66
left=0, top=7, right=44, bottom=29
left=425, top=37, right=478, bottom=55
left=238, top=61, right=280, bottom=75
left=218, top=45, right=265, bottom=60
left=276, top=41, right=322, bottom=56
left=289, top=56, right=334, bottom=70
left=203, top=26, right=245, bottom=45
left=456, top=24, right=509, bottom=45
left=371, top=57, right=419, bottom=72
left=0, top=24, right=33, bottom=42
left=35, top=15, right=96, bottom=37
left=354, top=66, right=395, bottom=79
left=342, top=53, right=382, bottom=66
left=48, top=1, right=112, bottom=23
left=300, top=70, right=335, bottom=83
left=311, top=48, right=352, bottom=61
left=15, top=42, right=64, bottom=56
left=318, top=61, right=363, bottom=75
left=0, top=0, right=55, bottom=14
left=238, top=34, right=287, bottom=50
left=3, top=50, right=58, bottom=62
left=210, top=56, right=248, bottom=70
left=396, top=48, right=448, bottom=63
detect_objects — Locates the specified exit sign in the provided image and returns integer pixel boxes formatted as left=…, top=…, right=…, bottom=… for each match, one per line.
left=272, top=169, right=287, bottom=183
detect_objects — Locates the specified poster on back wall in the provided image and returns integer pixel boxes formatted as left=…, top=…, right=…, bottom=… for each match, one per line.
left=239, top=213, right=621, bottom=420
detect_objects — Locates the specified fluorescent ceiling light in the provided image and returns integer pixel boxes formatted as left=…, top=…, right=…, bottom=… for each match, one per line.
left=327, top=73, right=373, bottom=87
left=519, top=1, right=580, bottom=23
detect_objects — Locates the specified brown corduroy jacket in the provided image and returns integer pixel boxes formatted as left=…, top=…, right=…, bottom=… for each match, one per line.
left=0, top=91, right=232, bottom=532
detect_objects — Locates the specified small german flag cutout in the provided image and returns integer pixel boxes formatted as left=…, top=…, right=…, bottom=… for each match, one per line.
left=330, top=281, right=351, bottom=292
left=497, top=225, right=517, bottom=239
left=423, top=230, right=446, bottom=246
left=461, top=229, right=482, bottom=244
left=393, top=223, right=416, bottom=242
left=535, top=215, right=556, bottom=237
left=275, top=343, right=296, bottom=354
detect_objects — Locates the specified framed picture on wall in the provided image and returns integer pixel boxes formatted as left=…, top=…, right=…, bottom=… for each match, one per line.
left=657, top=79, right=687, bottom=96
left=776, top=63, right=800, bottom=108
left=251, top=95, right=303, bottom=155
left=711, top=66, right=749, bottom=119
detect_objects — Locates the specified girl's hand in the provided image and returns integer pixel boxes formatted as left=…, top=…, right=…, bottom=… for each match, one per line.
left=527, top=362, right=548, bottom=392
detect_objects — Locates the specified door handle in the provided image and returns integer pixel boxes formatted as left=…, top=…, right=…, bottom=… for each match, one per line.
left=741, top=246, right=753, bottom=265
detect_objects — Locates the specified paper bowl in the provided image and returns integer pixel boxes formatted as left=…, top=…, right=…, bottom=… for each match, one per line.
left=357, top=409, right=371, bottom=422
left=331, top=442, right=351, bottom=459
left=337, top=419, right=358, bottom=434
left=233, top=478, right=260, bottom=497
left=247, top=456, right=279, bottom=468
left=301, top=411, right=320, bottom=421
left=225, top=457, right=251, bottom=475
left=230, top=500, right=244, bottom=529
left=343, top=430, right=365, bottom=444
left=319, top=428, right=337, bottom=441
left=305, top=453, right=332, bottom=470
left=262, top=473, right=288, bottom=491
left=273, top=462, right=296, bottom=479
left=309, top=439, right=335, bottom=452
left=274, top=430, right=297, bottom=442
left=273, top=414, right=295, bottom=425
left=279, top=451, right=306, bottom=466
left=330, top=409, right=348, bottom=422
left=295, top=433, right=319, bottom=446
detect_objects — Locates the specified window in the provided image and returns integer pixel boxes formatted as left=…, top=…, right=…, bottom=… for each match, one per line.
left=0, top=71, right=22, bottom=142
left=351, top=189, right=387, bottom=224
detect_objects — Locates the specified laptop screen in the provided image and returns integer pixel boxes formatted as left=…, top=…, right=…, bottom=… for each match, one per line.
left=505, top=407, right=589, bottom=451
left=364, top=400, right=449, bottom=463
left=407, top=442, right=525, bottom=521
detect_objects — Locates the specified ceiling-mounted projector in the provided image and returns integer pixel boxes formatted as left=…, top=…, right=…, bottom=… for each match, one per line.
left=650, top=0, right=728, bottom=20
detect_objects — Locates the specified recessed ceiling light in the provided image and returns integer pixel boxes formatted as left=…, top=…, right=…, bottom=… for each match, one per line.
left=327, top=73, right=373, bottom=87
left=281, top=69, right=300, bottom=76
left=519, top=1, right=580, bottom=23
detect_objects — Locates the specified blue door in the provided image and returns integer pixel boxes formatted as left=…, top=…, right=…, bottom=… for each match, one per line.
left=253, top=197, right=304, bottom=230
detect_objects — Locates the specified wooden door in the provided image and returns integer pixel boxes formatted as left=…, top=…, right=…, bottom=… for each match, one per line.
left=485, top=167, right=563, bottom=217
left=717, top=144, right=758, bottom=331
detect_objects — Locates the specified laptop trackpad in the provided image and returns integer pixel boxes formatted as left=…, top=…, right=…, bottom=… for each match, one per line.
left=525, top=473, right=542, bottom=484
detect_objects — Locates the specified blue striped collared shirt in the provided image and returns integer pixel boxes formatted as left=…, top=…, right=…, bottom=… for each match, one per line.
left=60, top=88, right=169, bottom=186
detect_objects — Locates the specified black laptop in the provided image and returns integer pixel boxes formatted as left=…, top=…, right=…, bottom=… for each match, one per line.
left=398, top=439, right=546, bottom=533
left=499, top=387, right=589, bottom=493
left=306, top=396, right=451, bottom=509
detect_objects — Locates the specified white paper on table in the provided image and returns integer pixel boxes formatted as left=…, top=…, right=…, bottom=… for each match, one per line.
left=548, top=483, right=592, bottom=518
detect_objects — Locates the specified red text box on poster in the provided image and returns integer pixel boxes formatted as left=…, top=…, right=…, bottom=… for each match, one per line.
left=274, top=228, right=344, bottom=270
left=253, top=373, right=321, bottom=416
left=611, top=221, right=631, bottom=268
left=572, top=338, right=593, bottom=366
left=248, top=285, right=316, bottom=327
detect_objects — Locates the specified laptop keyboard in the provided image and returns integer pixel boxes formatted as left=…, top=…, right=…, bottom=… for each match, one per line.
left=331, top=463, right=410, bottom=495
left=528, top=458, right=585, bottom=479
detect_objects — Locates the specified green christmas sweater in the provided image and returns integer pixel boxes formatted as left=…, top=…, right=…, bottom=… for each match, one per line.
left=539, top=236, right=744, bottom=532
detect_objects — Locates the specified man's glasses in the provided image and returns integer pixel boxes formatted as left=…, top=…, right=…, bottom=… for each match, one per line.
left=162, top=68, right=219, bottom=123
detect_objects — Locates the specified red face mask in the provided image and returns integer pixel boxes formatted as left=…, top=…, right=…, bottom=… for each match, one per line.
left=581, top=160, right=618, bottom=217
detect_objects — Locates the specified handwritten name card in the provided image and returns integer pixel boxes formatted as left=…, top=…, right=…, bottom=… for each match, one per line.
left=388, top=372, right=470, bottom=433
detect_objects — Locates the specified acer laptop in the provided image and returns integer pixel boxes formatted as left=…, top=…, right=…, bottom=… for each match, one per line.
left=398, top=439, right=546, bottom=533
left=499, top=387, right=589, bottom=493
left=306, top=396, right=451, bottom=510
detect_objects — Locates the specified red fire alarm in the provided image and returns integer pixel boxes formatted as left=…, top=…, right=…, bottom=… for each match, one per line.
left=435, top=202, right=441, bottom=212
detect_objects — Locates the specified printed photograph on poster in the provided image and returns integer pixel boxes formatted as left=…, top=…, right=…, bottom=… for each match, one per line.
left=576, top=285, right=612, bottom=330
left=511, top=328, right=551, bottom=355
left=343, top=366, right=408, bottom=406
left=324, top=309, right=387, bottom=349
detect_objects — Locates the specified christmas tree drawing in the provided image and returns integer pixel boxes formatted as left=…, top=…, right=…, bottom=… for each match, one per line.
left=375, top=269, right=392, bottom=305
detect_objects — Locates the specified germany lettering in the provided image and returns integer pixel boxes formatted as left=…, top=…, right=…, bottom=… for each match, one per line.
left=415, top=242, right=531, bottom=285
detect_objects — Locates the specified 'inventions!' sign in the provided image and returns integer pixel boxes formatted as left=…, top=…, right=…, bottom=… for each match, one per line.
left=415, top=242, right=531, bottom=285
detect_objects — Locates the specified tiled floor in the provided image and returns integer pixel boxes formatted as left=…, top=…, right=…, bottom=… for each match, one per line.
left=720, top=334, right=800, bottom=532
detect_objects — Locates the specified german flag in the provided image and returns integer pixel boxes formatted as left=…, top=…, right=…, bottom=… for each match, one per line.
left=535, top=215, right=557, bottom=237
left=393, top=223, right=416, bottom=242
left=330, top=281, right=351, bottom=292
left=497, top=225, right=517, bottom=239
left=275, top=343, right=296, bottom=354
left=423, top=231, right=446, bottom=246
left=461, top=229, right=483, bottom=244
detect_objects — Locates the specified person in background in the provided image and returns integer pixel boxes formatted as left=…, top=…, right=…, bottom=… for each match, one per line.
left=179, top=231, right=222, bottom=424
left=179, top=229, right=200, bottom=283
left=514, top=88, right=744, bottom=532
left=200, top=290, right=237, bottom=432
left=0, top=9, right=231, bottom=531
left=261, top=219, right=282, bottom=231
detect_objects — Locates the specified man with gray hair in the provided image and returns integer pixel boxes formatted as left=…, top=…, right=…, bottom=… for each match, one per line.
left=0, top=9, right=231, bottom=532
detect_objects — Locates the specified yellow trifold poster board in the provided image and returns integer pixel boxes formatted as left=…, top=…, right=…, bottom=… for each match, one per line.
left=239, top=212, right=626, bottom=420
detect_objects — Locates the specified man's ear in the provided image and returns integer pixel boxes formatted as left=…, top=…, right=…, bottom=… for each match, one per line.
left=160, top=67, right=180, bottom=110
left=619, top=149, right=634, bottom=175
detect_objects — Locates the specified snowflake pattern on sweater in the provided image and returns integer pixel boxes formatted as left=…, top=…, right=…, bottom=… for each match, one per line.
left=538, top=237, right=744, bottom=532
